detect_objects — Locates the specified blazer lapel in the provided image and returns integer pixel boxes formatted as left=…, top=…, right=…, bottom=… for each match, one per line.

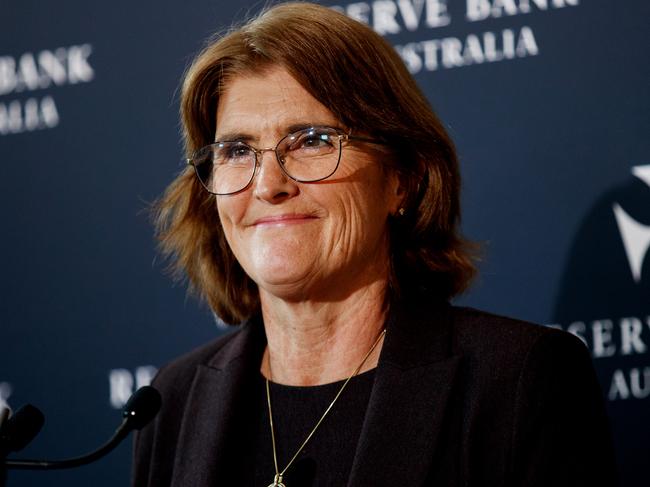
left=170, top=318, right=266, bottom=486
left=347, top=298, right=462, bottom=487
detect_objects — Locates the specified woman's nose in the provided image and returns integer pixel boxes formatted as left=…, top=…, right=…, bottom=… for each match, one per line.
left=253, top=150, right=299, bottom=202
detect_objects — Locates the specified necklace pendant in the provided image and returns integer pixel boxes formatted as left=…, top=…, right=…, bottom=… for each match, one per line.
left=268, top=473, right=286, bottom=487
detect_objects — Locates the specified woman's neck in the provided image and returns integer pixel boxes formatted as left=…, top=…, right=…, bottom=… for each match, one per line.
left=259, top=278, right=389, bottom=386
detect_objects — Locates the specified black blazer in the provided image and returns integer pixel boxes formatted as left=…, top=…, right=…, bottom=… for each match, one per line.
left=132, top=297, right=617, bottom=486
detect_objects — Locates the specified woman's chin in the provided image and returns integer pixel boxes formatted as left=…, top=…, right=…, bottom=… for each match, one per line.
left=247, top=244, right=318, bottom=284
left=252, top=265, right=321, bottom=301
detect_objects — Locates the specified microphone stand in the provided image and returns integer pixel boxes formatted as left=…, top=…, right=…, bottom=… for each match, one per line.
left=5, top=414, right=133, bottom=470
left=1, top=386, right=160, bottom=485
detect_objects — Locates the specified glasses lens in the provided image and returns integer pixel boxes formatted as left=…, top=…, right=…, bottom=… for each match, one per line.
left=192, top=142, right=256, bottom=195
left=278, top=127, right=342, bottom=182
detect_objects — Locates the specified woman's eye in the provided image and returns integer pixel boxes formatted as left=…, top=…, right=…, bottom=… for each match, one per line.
left=230, top=144, right=252, bottom=158
left=291, top=133, right=333, bottom=151
left=302, top=135, right=328, bottom=147
left=216, top=143, right=252, bottom=163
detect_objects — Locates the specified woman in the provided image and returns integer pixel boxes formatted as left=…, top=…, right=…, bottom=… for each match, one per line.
left=133, top=3, right=616, bottom=486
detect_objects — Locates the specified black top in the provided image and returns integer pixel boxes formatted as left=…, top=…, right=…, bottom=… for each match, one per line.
left=247, top=369, right=376, bottom=486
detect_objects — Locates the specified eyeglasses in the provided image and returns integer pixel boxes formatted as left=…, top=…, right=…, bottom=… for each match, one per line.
left=187, top=126, right=382, bottom=195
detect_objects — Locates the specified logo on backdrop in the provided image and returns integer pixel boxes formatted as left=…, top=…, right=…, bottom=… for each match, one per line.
left=551, top=163, right=650, bottom=402
left=108, top=366, right=158, bottom=409
left=332, top=0, right=580, bottom=74
left=0, top=43, right=94, bottom=136
left=613, top=165, right=650, bottom=283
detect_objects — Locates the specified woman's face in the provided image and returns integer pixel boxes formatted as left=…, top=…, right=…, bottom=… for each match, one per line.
left=215, top=66, right=402, bottom=301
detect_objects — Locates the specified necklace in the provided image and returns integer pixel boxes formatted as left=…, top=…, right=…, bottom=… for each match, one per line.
left=265, top=328, right=387, bottom=487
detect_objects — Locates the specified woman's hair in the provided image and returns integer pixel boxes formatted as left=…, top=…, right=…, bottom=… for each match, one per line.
left=155, top=1, right=477, bottom=324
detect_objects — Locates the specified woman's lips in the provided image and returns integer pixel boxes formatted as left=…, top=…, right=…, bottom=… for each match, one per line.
left=252, top=214, right=318, bottom=226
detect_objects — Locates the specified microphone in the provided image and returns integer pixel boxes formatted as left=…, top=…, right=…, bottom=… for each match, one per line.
left=0, top=407, right=9, bottom=428
left=0, top=405, right=45, bottom=459
left=3, top=386, right=161, bottom=470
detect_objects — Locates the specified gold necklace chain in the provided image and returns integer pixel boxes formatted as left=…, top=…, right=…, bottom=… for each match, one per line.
left=265, top=328, right=387, bottom=487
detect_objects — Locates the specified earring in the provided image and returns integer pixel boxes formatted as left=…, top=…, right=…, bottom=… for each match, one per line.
left=398, top=208, right=405, bottom=216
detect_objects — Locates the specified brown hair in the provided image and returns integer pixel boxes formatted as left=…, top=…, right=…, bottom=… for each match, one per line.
left=154, top=2, right=477, bottom=324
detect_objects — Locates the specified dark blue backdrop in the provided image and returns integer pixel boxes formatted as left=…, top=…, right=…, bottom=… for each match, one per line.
left=1, top=1, right=648, bottom=485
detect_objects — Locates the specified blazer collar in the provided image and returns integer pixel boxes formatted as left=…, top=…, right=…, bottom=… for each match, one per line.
left=347, top=295, right=462, bottom=486
left=170, top=317, right=266, bottom=486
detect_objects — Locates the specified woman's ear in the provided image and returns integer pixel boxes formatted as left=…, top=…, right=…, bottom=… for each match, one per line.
left=387, top=169, right=408, bottom=217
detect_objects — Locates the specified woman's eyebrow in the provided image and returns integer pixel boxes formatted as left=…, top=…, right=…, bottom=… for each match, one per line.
left=284, top=122, right=317, bottom=133
left=215, top=122, right=345, bottom=143
left=214, top=131, right=254, bottom=143
left=285, top=122, right=345, bottom=133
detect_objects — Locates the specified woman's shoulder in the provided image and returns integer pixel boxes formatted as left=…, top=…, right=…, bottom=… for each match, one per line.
left=431, top=309, right=615, bottom=485
left=444, top=305, right=594, bottom=397
left=132, top=325, right=255, bottom=486
left=390, top=291, right=591, bottom=374
left=151, top=320, right=258, bottom=393
left=401, top=289, right=588, bottom=365
left=448, top=305, right=587, bottom=360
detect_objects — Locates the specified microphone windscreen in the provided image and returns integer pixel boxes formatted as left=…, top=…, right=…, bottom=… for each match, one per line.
left=0, top=405, right=11, bottom=426
left=122, top=386, right=161, bottom=430
left=1, top=404, right=45, bottom=452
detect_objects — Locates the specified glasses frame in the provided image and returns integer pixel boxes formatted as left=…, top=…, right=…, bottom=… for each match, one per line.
left=186, top=126, right=383, bottom=196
